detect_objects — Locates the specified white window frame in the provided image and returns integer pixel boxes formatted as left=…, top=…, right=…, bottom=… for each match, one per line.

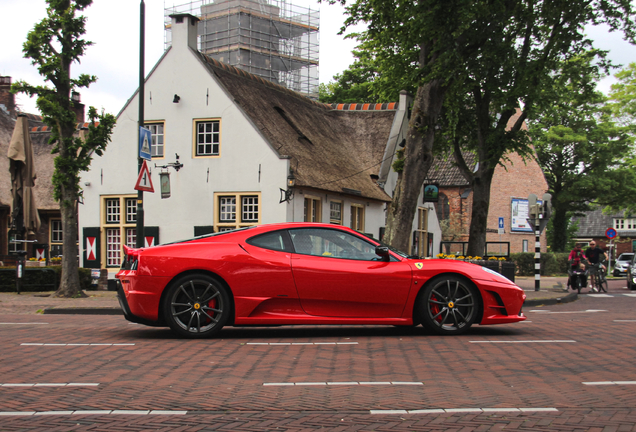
left=194, top=119, right=221, bottom=157
left=145, top=122, right=165, bottom=158
left=214, top=192, right=261, bottom=231
left=102, top=195, right=136, bottom=267
left=330, top=201, right=342, bottom=224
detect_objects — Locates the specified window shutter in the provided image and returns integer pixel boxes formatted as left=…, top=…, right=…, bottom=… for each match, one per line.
left=194, top=226, right=215, bottom=236
left=144, top=226, right=160, bottom=247
left=83, top=227, right=101, bottom=269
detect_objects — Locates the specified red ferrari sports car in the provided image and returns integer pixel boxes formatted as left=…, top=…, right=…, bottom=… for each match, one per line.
left=116, top=223, right=526, bottom=338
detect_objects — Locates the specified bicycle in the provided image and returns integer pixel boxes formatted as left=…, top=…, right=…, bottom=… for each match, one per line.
left=590, top=262, right=609, bottom=293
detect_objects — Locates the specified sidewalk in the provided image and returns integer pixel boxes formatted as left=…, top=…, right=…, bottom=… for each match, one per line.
left=0, top=276, right=574, bottom=315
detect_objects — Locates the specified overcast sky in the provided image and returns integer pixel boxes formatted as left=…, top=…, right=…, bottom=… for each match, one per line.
left=1, top=0, right=635, bottom=116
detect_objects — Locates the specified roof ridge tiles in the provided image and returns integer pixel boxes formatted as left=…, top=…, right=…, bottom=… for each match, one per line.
left=330, top=102, right=398, bottom=111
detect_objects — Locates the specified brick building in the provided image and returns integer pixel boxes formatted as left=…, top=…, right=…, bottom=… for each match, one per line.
left=428, top=114, right=549, bottom=255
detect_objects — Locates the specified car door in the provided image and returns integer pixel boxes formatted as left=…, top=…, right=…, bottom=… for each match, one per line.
left=289, top=228, right=413, bottom=318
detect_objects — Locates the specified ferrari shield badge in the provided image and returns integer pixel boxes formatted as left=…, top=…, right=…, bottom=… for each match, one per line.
left=415, top=262, right=423, bottom=270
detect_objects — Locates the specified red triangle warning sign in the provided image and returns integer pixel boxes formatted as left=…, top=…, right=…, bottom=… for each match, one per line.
left=134, top=160, right=155, bottom=192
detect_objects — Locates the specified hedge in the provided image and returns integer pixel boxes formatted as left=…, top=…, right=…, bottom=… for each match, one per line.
left=510, top=252, right=570, bottom=276
left=0, top=267, right=93, bottom=293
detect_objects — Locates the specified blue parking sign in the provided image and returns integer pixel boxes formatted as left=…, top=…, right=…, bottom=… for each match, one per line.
left=498, top=217, right=504, bottom=229
left=139, top=127, right=152, bottom=161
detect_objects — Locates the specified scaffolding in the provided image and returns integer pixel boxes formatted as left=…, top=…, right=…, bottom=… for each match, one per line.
left=165, top=0, right=320, bottom=98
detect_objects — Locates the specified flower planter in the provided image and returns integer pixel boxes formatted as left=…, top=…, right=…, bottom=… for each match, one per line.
left=25, top=261, right=46, bottom=267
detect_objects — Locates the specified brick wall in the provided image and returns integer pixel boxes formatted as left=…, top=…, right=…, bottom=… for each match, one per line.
left=487, top=151, right=548, bottom=253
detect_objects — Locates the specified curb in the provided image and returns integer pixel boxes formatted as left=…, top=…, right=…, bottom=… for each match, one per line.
left=43, top=307, right=123, bottom=315
left=524, top=292, right=578, bottom=307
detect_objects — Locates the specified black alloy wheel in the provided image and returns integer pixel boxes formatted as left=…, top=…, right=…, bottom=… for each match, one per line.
left=163, top=274, right=230, bottom=338
left=419, top=276, right=480, bottom=335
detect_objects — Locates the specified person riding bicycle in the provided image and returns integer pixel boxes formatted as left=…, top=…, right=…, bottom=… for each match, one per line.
left=585, top=241, right=606, bottom=292
left=567, top=243, right=588, bottom=290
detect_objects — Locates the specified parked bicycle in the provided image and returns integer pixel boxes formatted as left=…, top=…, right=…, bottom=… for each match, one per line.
left=589, top=262, right=609, bottom=293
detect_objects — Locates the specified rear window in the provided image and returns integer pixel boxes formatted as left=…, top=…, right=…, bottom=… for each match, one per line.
left=246, top=231, right=288, bottom=252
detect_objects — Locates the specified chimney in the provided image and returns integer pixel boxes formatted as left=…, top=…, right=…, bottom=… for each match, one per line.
left=169, top=13, right=199, bottom=51
left=0, top=76, right=15, bottom=116
left=71, top=91, right=85, bottom=124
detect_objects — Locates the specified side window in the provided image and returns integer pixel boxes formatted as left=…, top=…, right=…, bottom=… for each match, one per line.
left=247, top=231, right=287, bottom=252
left=290, top=228, right=379, bottom=261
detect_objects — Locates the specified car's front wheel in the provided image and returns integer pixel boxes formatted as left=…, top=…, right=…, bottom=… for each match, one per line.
left=163, top=273, right=230, bottom=338
left=418, top=275, right=480, bottom=335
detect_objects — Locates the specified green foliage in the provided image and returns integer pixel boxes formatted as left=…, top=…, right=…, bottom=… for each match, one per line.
left=331, top=0, right=636, bottom=255
left=531, top=53, right=636, bottom=251
left=11, top=0, right=116, bottom=205
left=510, top=253, right=570, bottom=276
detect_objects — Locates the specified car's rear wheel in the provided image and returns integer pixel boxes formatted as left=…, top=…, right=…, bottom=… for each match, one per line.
left=418, top=276, right=480, bottom=335
left=163, top=274, right=230, bottom=338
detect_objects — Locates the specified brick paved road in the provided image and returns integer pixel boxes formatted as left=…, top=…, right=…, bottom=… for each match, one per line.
left=0, top=281, right=634, bottom=431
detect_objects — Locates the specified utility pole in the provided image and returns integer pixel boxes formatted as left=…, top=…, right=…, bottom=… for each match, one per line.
left=136, top=0, right=145, bottom=248
left=527, top=193, right=552, bottom=292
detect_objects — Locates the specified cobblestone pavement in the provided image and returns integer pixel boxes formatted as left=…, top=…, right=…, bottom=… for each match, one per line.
left=0, top=279, right=634, bottom=430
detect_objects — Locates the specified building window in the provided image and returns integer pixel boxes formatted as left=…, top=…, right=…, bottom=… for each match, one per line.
left=351, top=204, right=365, bottom=232
left=8, top=233, right=18, bottom=253
left=126, top=199, right=137, bottom=223
left=412, top=207, right=428, bottom=257
left=219, top=197, right=236, bottom=222
left=50, top=220, right=63, bottom=257
left=330, top=201, right=342, bottom=224
left=242, top=196, right=259, bottom=222
left=195, top=119, right=220, bottom=156
left=102, top=195, right=136, bottom=267
left=106, top=199, right=120, bottom=224
left=214, top=192, right=261, bottom=231
left=145, top=122, right=164, bottom=158
left=522, top=239, right=528, bottom=252
left=435, top=192, right=450, bottom=221
left=304, top=196, right=321, bottom=222
left=614, top=218, right=636, bottom=230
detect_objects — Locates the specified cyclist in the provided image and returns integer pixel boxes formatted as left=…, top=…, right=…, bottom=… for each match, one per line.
left=585, top=241, right=606, bottom=292
left=567, top=243, right=587, bottom=290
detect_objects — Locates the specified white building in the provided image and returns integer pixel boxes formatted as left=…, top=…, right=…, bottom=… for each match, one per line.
left=78, top=13, right=441, bottom=278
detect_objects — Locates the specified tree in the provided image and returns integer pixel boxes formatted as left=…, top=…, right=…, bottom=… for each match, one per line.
left=334, top=0, right=636, bottom=255
left=12, top=0, right=115, bottom=297
left=531, top=53, right=635, bottom=252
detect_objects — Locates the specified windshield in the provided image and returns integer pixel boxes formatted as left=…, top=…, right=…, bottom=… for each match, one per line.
left=618, top=253, right=634, bottom=261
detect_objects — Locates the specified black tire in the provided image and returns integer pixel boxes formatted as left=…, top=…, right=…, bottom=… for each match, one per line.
left=163, top=273, right=230, bottom=338
left=418, top=276, right=480, bottom=335
left=600, top=280, right=609, bottom=293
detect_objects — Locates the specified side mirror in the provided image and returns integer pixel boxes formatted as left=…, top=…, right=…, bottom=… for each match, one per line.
left=375, top=246, right=390, bottom=261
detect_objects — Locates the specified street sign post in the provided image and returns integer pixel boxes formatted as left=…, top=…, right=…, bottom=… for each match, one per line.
left=134, top=160, right=154, bottom=193
left=139, top=127, right=152, bottom=161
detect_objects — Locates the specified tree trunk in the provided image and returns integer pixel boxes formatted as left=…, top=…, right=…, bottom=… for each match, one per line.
left=383, top=79, right=445, bottom=253
left=466, top=169, right=495, bottom=257
left=550, top=199, right=569, bottom=252
left=54, top=186, right=84, bottom=298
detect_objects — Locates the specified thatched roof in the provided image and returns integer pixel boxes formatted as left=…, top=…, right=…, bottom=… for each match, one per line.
left=195, top=53, right=394, bottom=202
left=0, top=110, right=58, bottom=212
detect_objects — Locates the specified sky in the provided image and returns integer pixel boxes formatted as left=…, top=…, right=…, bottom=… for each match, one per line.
left=1, top=0, right=635, bottom=116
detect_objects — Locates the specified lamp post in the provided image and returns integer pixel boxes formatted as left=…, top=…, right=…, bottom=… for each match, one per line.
left=136, top=0, right=145, bottom=248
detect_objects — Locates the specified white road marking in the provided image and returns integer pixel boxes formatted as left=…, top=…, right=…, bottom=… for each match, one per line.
left=614, top=320, right=636, bottom=322
left=587, top=294, right=613, bottom=298
left=470, top=340, right=576, bottom=344
left=528, top=310, right=607, bottom=314
left=21, top=343, right=135, bottom=346
left=371, top=408, right=558, bottom=414
left=583, top=381, right=636, bottom=385
left=1, top=383, right=99, bottom=387
left=264, top=381, right=423, bottom=386
left=0, top=410, right=187, bottom=416
left=246, top=342, right=358, bottom=346
left=0, top=323, right=48, bottom=325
